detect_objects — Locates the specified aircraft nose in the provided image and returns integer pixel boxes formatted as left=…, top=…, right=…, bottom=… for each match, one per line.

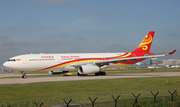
left=3, top=61, right=19, bottom=71
left=3, top=62, right=11, bottom=69
left=3, top=62, right=14, bottom=70
left=3, top=62, right=8, bottom=68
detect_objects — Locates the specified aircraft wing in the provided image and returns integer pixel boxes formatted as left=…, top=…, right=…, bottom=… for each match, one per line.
left=70, top=50, right=176, bottom=67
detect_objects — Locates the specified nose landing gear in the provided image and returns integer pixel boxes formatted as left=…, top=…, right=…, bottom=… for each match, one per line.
left=22, top=71, right=27, bottom=79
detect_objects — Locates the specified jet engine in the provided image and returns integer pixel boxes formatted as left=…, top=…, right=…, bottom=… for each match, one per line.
left=48, top=71, right=69, bottom=75
left=78, top=64, right=100, bottom=74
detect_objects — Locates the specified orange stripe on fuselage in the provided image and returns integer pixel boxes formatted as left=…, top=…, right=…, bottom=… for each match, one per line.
left=36, top=53, right=144, bottom=72
left=37, top=58, right=101, bottom=71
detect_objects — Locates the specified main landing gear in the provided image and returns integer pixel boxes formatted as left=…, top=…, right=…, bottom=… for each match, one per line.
left=21, top=71, right=27, bottom=79
left=77, top=71, right=106, bottom=76
left=95, top=71, right=106, bottom=76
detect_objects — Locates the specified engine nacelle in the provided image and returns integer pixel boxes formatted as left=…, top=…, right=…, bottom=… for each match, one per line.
left=48, top=71, right=69, bottom=75
left=78, top=65, right=100, bottom=74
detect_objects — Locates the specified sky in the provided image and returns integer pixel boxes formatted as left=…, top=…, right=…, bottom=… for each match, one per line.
left=0, top=0, right=180, bottom=66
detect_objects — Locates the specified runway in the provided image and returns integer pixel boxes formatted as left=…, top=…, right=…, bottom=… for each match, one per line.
left=0, top=72, right=180, bottom=85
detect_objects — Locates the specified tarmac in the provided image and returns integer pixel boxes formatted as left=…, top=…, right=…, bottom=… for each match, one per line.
left=0, top=72, right=180, bottom=85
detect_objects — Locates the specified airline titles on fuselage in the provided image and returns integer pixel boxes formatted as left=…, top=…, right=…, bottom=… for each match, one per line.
left=61, top=56, right=80, bottom=58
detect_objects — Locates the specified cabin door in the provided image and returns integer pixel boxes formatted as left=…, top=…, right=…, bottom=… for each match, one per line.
left=57, top=56, right=62, bottom=63
left=22, top=56, right=28, bottom=64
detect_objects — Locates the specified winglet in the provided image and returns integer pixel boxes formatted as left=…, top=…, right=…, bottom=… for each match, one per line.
left=167, top=50, right=176, bottom=55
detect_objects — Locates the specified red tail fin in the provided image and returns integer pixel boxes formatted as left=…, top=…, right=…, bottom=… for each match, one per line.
left=132, top=31, right=155, bottom=56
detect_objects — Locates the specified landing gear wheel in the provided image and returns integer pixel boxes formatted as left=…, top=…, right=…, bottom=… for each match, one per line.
left=102, top=72, right=106, bottom=75
left=22, top=75, right=27, bottom=79
left=95, top=72, right=106, bottom=76
left=77, top=72, right=80, bottom=76
left=22, top=71, right=27, bottom=79
left=95, top=72, right=99, bottom=76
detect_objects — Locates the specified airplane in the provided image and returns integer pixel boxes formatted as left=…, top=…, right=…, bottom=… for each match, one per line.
left=3, top=31, right=176, bottom=78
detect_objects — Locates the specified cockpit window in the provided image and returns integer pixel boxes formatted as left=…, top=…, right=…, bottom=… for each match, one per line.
left=8, top=59, right=16, bottom=61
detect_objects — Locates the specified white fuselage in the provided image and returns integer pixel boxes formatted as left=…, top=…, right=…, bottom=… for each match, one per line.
left=3, top=52, right=125, bottom=72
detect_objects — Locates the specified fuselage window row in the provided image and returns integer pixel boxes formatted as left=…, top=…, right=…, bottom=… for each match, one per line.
left=62, top=58, right=73, bottom=60
left=29, top=59, right=55, bottom=61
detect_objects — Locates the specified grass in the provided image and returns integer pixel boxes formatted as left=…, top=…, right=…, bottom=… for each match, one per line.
left=0, top=68, right=180, bottom=106
left=0, top=76, right=180, bottom=103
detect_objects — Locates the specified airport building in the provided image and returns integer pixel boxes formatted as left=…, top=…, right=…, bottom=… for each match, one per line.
left=150, top=57, right=157, bottom=66
left=122, top=58, right=180, bottom=69
left=158, top=59, right=180, bottom=65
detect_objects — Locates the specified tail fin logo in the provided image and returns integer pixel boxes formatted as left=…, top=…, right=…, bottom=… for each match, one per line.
left=137, top=35, right=153, bottom=51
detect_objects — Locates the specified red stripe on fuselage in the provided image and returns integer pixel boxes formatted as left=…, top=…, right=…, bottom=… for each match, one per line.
left=36, top=53, right=144, bottom=72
